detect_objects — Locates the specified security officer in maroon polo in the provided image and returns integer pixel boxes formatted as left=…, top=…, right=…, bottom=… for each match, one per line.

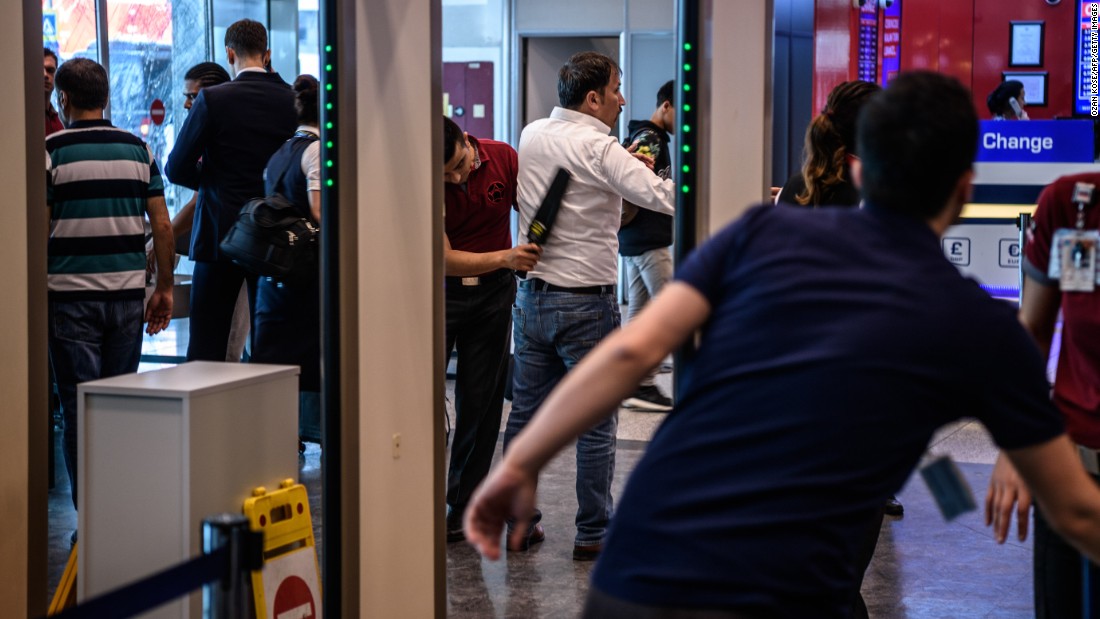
left=441, top=116, right=541, bottom=542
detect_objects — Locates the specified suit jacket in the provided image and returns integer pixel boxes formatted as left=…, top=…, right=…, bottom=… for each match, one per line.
left=166, top=71, right=297, bottom=261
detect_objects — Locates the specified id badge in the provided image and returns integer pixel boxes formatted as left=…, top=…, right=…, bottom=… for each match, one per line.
left=1049, top=229, right=1100, bottom=292
left=919, top=454, right=976, bottom=521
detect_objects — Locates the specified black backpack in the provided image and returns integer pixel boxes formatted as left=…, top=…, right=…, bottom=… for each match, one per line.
left=220, top=134, right=319, bottom=281
left=219, top=193, right=318, bottom=280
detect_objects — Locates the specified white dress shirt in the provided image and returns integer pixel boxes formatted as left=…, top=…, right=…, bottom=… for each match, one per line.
left=517, top=106, right=675, bottom=287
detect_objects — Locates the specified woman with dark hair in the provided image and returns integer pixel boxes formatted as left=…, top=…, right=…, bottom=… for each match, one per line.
left=777, top=80, right=881, bottom=208
left=987, top=79, right=1028, bottom=120
left=251, top=74, right=323, bottom=448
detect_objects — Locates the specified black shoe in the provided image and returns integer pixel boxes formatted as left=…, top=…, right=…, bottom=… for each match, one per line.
left=447, top=528, right=466, bottom=543
left=884, top=496, right=904, bottom=517
left=572, top=542, right=602, bottom=561
left=623, top=385, right=672, bottom=412
left=506, top=510, right=544, bottom=552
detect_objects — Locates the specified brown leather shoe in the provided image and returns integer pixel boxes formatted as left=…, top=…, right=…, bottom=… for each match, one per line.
left=572, top=542, right=602, bottom=561
left=506, top=523, right=545, bottom=552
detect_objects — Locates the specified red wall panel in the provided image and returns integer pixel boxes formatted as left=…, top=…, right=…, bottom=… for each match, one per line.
left=938, top=0, right=975, bottom=87
left=971, top=0, right=1074, bottom=119
left=900, top=0, right=943, bottom=72
left=813, top=0, right=858, bottom=114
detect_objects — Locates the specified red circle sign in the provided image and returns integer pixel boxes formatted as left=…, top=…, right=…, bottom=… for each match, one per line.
left=273, top=575, right=316, bottom=619
left=150, top=99, right=165, bottom=125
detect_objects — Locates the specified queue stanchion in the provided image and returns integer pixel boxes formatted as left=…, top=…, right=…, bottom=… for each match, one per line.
left=202, top=514, right=260, bottom=619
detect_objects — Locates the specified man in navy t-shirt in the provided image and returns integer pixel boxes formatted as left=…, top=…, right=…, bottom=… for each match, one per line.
left=464, top=72, right=1100, bottom=618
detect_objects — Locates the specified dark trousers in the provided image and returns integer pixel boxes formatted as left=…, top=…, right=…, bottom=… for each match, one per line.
left=583, top=587, right=765, bottom=619
left=1034, top=496, right=1100, bottom=618
left=444, top=273, right=514, bottom=526
left=48, top=298, right=144, bottom=510
left=187, top=261, right=257, bottom=361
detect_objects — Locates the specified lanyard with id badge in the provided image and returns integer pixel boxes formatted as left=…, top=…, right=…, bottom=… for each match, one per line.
left=1047, top=182, right=1100, bottom=292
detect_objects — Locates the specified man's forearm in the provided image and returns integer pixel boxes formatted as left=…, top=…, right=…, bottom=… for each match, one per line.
left=445, top=248, right=506, bottom=277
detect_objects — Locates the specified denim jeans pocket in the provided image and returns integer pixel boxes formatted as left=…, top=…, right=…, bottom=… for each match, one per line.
left=512, top=302, right=526, bottom=334
left=554, top=310, right=606, bottom=357
left=50, top=301, right=100, bottom=342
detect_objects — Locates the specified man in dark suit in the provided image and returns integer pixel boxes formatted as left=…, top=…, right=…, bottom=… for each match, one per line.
left=165, top=18, right=297, bottom=361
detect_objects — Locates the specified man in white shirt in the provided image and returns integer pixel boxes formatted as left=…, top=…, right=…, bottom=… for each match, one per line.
left=504, top=51, right=675, bottom=561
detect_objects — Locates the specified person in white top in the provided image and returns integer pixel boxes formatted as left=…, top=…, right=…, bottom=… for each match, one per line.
left=503, top=51, right=675, bottom=561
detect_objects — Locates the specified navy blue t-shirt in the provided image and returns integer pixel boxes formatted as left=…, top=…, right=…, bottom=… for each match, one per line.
left=591, top=203, right=1063, bottom=618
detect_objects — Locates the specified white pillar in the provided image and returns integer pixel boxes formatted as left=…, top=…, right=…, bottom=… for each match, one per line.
left=0, top=2, right=49, bottom=615
left=336, top=0, right=445, bottom=616
left=696, top=0, right=773, bottom=236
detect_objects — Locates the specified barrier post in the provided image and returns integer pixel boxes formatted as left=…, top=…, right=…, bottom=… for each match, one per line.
left=202, top=514, right=253, bottom=619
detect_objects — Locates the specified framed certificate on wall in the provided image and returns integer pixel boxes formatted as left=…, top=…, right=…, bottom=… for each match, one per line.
left=1002, top=71, right=1048, bottom=107
left=1010, top=21, right=1044, bottom=67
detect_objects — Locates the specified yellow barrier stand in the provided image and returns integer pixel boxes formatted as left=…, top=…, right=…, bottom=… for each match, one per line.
left=47, top=543, right=77, bottom=615
left=243, top=479, right=322, bottom=619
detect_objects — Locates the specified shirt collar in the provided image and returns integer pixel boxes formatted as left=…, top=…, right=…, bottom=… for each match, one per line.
left=66, top=119, right=113, bottom=129
left=467, top=135, right=491, bottom=167
left=234, top=66, right=267, bottom=79
left=550, top=106, right=612, bottom=135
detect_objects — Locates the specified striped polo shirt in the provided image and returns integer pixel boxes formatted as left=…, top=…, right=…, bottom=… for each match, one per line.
left=46, top=119, right=163, bottom=301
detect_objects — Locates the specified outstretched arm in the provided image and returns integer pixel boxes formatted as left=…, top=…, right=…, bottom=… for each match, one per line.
left=444, top=232, right=542, bottom=276
left=465, top=281, right=711, bottom=558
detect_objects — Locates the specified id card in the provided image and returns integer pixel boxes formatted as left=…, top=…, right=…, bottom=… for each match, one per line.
left=919, top=455, right=976, bottom=521
left=1048, top=229, right=1100, bottom=292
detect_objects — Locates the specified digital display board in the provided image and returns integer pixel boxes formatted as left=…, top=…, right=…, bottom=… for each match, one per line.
left=1074, top=0, right=1100, bottom=115
left=880, top=0, right=902, bottom=88
left=858, top=3, right=878, bottom=83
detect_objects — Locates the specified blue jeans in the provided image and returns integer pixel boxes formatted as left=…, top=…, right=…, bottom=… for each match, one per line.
left=623, top=247, right=672, bottom=387
left=505, top=284, right=620, bottom=546
left=48, top=297, right=145, bottom=509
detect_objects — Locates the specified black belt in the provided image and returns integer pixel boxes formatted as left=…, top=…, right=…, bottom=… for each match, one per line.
left=522, top=278, right=615, bottom=295
left=445, top=269, right=513, bottom=288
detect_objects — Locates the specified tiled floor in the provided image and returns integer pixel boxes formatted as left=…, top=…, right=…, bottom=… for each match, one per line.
left=45, top=362, right=1034, bottom=618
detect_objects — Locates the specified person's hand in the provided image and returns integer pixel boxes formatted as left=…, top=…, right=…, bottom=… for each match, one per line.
left=464, top=459, right=538, bottom=560
left=626, top=140, right=655, bottom=170
left=144, top=287, right=173, bottom=335
left=985, top=453, right=1032, bottom=544
left=504, top=244, right=542, bottom=272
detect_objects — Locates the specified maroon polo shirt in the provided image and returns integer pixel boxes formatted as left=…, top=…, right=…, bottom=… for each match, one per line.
left=444, top=136, right=517, bottom=273
left=1024, top=171, right=1100, bottom=447
left=45, top=105, right=64, bottom=136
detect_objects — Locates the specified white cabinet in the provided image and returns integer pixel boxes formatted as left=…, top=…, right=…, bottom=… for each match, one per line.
left=77, top=361, right=300, bottom=619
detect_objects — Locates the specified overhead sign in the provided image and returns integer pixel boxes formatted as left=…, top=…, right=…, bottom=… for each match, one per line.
left=976, top=120, right=1095, bottom=163
left=43, top=11, right=57, bottom=45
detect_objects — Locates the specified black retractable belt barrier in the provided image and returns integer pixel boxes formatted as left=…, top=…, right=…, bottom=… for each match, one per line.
left=44, top=514, right=262, bottom=619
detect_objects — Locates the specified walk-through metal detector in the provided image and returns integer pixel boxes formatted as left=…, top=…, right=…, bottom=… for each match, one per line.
left=673, top=0, right=700, bottom=398
left=318, top=0, right=341, bottom=615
